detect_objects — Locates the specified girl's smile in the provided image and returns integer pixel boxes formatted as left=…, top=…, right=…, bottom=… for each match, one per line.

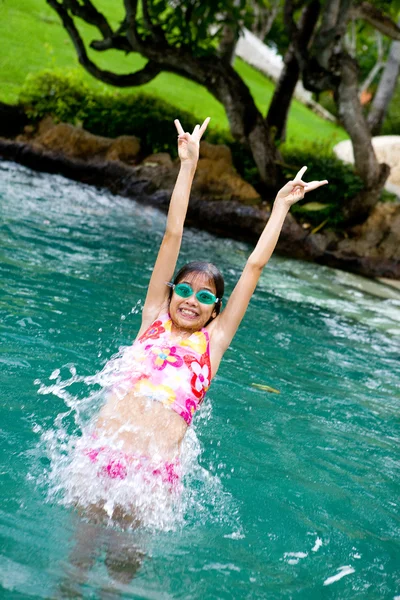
left=169, top=273, right=217, bottom=331
left=178, top=307, right=199, bottom=318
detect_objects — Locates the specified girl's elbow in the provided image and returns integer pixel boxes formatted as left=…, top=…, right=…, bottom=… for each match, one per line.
left=247, top=257, right=265, bottom=272
left=163, top=229, right=182, bottom=241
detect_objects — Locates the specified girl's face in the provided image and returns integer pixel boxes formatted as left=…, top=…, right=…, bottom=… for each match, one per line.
left=169, top=272, right=218, bottom=332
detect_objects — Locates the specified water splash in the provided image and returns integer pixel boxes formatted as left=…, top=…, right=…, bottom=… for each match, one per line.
left=32, top=348, right=241, bottom=533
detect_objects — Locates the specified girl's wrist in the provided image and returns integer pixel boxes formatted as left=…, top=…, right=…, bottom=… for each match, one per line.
left=273, top=197, right=291, bottom=213
left=180, top=160, right=197, bottom=173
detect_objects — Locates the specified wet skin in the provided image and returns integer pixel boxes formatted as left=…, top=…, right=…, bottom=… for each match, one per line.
left=96, top=272, right=218, bottom=460
left=168, top=272, right=218, bottom=336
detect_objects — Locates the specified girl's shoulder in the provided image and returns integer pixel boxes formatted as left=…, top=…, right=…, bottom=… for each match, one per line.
left=135, top=303, right=170, bottom=341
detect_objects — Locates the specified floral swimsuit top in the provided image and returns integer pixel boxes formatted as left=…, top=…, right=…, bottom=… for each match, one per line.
left=116, top=313, right=211, bottom=425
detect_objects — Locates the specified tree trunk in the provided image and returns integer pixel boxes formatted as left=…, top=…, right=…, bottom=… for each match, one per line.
left=336, top=54, right=389, bottom=223
left=46, top=0, right=281, bottom=189
left=288, top=0, right=394, bottom=225
left=218, top=24, right=239, bottom=65
left=217, top=1, right=241, bottom=65
left=367, top=21, right=400, bottom=135
left=139, top=48, right=281, bottom=188
left=266, top=0, right=320, bottom=141
left=266, top=46, right=299, bottom=141
left=213, top=67, right=280, bottom=188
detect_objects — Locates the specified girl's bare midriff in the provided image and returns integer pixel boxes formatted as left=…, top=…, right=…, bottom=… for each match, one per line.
left=95, top=392, right=188, bottom=461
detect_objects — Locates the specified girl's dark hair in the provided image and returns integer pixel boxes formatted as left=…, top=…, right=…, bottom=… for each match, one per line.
left=170, top=261, right=225, bottom=318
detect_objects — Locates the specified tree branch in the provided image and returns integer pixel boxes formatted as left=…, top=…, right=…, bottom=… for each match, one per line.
left=313, top=0, right=353, bottom=69
left=47, top=0, right=160, bottom=86
left=64, top=0, right=113, bottom=38
left=115, top=18, right=128, bottom=36
left=337, top=0, right=353, bottom=34
left=123, top=0, right=146, bottom=52
left=367, top=20, right=400, bottom=134
left=283, top=0, right=299, bottom=40
left=142, top=0, right=167, bottom=44
left=351, top=2, right=400, bottom=40
left=267, top=0, right=320, bottom=140
left=320, top=0, right=340, bottom=32
left=336, top=53, right=385, bottom=186
left=218, top=22, right=239, bottom=65
left=90, top=35, right=132, bottom=52
left=284, top=0, right=309, bottom=70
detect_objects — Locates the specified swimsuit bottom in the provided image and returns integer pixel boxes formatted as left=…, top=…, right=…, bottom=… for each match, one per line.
left=83, top=444, right=181, bottom=491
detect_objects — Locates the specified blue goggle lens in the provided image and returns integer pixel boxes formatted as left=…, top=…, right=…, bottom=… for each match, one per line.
left=173, top=283, right=217, bottom=305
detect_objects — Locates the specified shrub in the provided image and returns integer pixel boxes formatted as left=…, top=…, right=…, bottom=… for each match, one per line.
left=19, top=70, right=92, bottom=124
left=280, top=143, right=364, bottom=227
left=20, top=70, right=376, bottom=231
left=19, top=70, right=231, bottom=156
left=229, top=140, right=260, bottom=188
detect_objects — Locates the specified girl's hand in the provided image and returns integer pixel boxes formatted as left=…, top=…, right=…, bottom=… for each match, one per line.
left=275, top=166, right=328, bottom=208
left=174, top=117, right=210, bottom=165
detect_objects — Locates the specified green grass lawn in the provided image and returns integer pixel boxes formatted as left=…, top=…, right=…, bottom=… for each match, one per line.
left=0, top=0, right=347, bottom=147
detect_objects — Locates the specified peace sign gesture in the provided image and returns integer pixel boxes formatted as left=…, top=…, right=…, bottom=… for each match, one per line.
left=275, top=166, right=328, bottom=207
left=174, top=117, right=210, bottom=165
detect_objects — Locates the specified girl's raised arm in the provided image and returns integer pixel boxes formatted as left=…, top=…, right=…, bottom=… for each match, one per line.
left=138, top=117, right=210, bottom=334
left=209, top=167, right=328, bottom=361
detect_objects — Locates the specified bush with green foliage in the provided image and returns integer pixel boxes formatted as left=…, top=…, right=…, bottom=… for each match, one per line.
left=20, top=70, right=373, bottom=230
left=19, top=70, right=231, bottom=156
left=19, top=70, right=90, bottom=124
left=230, top=141, right=367, bottom=229
left=280, top=144, right=364, bottom=228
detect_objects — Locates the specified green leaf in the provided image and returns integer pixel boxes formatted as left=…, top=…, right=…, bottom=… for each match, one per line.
left=299, top=202, right=331, bottom=212
left=311, top=219, right=328, bottom=234
left=251, top=383, right=281, bottom=394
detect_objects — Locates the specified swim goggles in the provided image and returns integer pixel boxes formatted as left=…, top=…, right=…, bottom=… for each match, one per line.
left=166, top=282, right=219, bottom=305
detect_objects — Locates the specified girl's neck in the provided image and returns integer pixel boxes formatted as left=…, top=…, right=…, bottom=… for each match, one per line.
left=169, top=322, right=198, bottom=340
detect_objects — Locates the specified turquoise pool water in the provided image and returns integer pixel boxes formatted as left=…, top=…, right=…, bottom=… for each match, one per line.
left=1, top=160, right=399, bottom=599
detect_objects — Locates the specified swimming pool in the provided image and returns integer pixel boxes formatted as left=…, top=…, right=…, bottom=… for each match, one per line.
left=1, top=160, right=399, bottom=599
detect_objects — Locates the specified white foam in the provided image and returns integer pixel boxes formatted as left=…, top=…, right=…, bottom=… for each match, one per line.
left=224, top=531, right=245, bottom=540
left=323, top=565, right=355, bottom=586
left=203, top=563, right=241, bottom=572
left=284, top=551, right=308, bottom=565
left=33, top=358, right=241, bottom=533
left=312, top=537, right=323, bottom=552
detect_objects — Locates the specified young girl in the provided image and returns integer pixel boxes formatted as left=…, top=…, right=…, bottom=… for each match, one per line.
left=84, top=117, right=328, bottom=495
